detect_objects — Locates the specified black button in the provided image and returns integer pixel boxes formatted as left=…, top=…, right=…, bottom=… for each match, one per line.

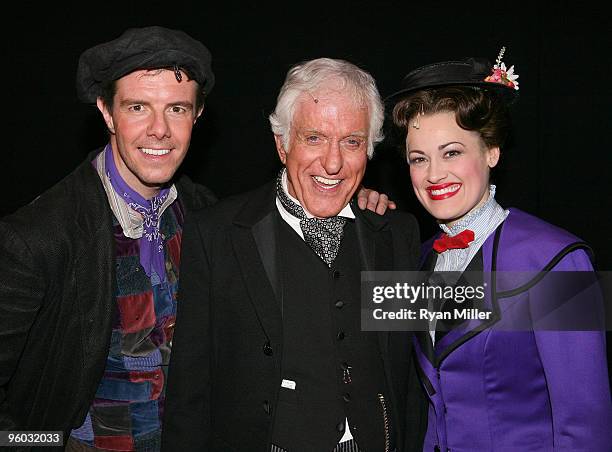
left=335, top=300, right=344, bottom=309
left=434, top=446, right=440, bottom=452
left=336, top=331, right=345, bottom=341
left=342, top=393, right=351, bottom=402
left=341, top=361, right=350, bottom=370
left=333, top=270, right=341, bottom=279
left=263, top=341, right=273, bottom=356
left=336, top=421, right=345, bottom=433
left=263, top=400, right=271, bottom=415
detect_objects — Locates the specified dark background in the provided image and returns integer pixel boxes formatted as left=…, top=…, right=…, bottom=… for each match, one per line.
left=4, top=5, right=611, bottom=260
left=4, top=0, right=611, bottom=388
left=6, top=1, right=611, bottom=269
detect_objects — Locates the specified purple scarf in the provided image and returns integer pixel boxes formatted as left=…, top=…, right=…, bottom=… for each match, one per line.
left=104, top=145, right=170, bottom=283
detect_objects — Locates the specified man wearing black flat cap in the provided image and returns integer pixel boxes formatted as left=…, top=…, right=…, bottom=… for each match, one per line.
left=0, top=26, right=217, bottom=451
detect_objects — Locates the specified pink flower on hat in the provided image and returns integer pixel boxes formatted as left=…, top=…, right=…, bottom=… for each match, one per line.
left=484, top=47, right=519, bottom=90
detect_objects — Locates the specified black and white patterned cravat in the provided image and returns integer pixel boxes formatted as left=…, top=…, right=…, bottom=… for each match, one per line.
left=276, top=170, right=346, bottom=267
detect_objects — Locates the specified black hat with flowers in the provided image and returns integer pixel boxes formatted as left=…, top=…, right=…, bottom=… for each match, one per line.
left=385, top=47, right=519, bottom=105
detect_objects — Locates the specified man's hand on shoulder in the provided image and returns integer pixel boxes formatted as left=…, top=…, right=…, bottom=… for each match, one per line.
left=357, top=186, right=396, bottom=215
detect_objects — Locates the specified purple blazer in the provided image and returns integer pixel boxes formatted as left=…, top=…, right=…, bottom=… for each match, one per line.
left=415, top=208, right=612, bottom=451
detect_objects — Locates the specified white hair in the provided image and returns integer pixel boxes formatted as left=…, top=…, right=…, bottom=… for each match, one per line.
left=268, top=57, right=384, bottom=158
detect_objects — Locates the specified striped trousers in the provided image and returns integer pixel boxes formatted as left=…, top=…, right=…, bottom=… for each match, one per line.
left=271, top=439, right=361, bottom=452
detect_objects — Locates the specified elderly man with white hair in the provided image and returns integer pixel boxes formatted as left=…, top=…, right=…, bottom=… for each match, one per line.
left=162, top=58, right=426, bottom=452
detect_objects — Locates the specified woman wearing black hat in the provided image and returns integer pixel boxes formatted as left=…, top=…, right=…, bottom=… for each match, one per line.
left=388, top=49, right=611, bottom=451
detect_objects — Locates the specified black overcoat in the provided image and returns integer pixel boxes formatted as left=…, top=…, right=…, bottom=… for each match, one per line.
left=162, top=181, right=427, bottom=452
left=0, top=150, right=216, bottom=449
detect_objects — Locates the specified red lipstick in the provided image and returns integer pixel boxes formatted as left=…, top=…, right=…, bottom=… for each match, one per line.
left=426, top=183, right=461, bottom=200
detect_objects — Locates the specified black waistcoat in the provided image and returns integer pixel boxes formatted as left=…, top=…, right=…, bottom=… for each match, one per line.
left=271, top=219, right=394, bottom=452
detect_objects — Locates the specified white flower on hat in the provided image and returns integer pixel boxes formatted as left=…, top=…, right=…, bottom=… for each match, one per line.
left=501, top=62, right=519, bottom=90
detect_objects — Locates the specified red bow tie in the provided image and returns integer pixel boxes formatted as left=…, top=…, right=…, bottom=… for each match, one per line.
left=433, top=229, right=475, bottom=253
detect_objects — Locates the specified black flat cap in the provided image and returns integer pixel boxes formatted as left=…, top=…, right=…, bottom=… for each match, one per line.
left=76, top=25, right=214, bottom=103
left=385, top=57, right=518, bottom=105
